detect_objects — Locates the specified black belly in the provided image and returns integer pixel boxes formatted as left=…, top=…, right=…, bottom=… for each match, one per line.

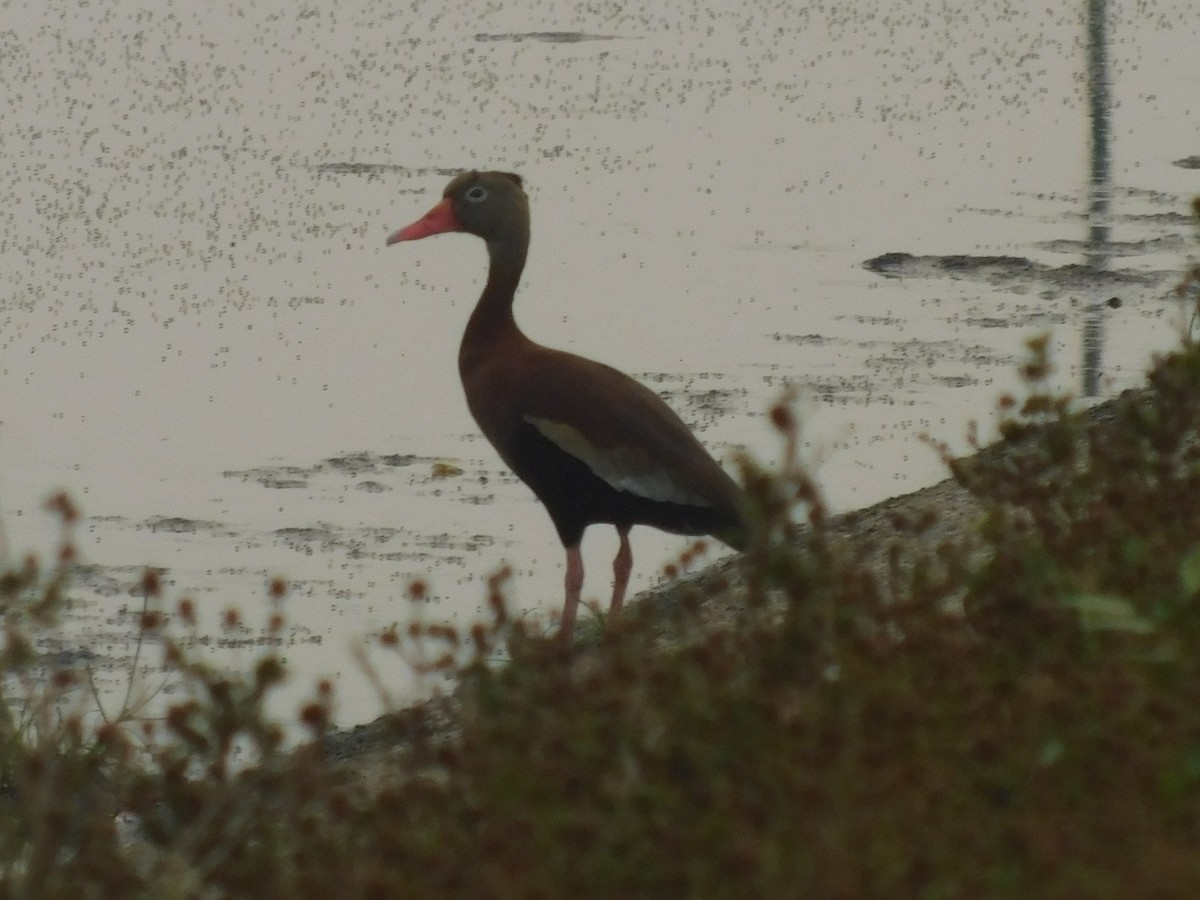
left=499, top=419, right=741, bottom=549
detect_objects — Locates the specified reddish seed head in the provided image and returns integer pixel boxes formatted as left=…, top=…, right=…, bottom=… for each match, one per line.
left=177, top=597, right=196, bottom=624
left=221, top=607, right=240, bottom=630
left=96, top=722, right=122, bottom=747
left=300, top=702, right=328, bottom=729
left=997, top=394, right=1016, bottom=410
left=379, top=626, right=399, bottom=646
left=141, top=569, right=161, bottom=597
left=406, top=578, right=429, bottom=601
left=470, top=622, right=488, bottom=649
left=1021, top=362, right=1047, bottom=380
left=663, top=563, right=679, bottom=579
left=52, top=669, right=75, bottom=689
left=487, top=564, right=513, bottom=594
left=58, top=542, right=77, bottom=563
left=140, top=610, right=164, bottom=632
left=268, top=577, right=288, bottom=599
left=268, top=612, right=285, bottom=633
left=46, top=491, right=78, bottom=524
left=165, top=703, right=190, bottom=730
left=769, top=403, right=794, bottom=433
left=317, top=679, right=333, bottom=698
left=255, top=657, right=284, bottom=686
left=796, top=479, right=817, bottom=504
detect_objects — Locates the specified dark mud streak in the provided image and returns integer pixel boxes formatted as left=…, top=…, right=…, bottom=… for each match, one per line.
left=142, top=516, right=234, bottom=537
left=311, top=163, right=463, bottom=178
left=1013, top=186, right=1182, bottom=206
left=1115, top=212, right=1196, bottom=226
left=271, top=520, right=494, bottom=563
left=225, top=452, right=437, bottom=490
left=474, top=32, right=627, bottom=43
left=224, top=466, right=311, bottom=489
left=862, top=252, right=1168, bottom=287
left=1035, top=235, right=1191, bottom=256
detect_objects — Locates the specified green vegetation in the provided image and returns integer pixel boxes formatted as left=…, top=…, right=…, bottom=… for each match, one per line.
left=3, top=202, right=1200, bottom=897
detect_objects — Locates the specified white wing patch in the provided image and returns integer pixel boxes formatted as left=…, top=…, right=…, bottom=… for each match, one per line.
left=525, top=415, right=713, bottom=508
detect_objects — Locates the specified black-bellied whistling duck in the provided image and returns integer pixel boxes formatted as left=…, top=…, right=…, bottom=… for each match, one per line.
left=387, top=171, right=745, bottom=639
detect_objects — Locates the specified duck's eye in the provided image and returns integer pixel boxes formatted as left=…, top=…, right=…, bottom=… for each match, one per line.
left=465, top=185, right=488, bottom=203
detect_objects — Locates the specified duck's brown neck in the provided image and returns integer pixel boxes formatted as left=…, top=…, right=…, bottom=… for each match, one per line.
left=459, top=231, right=529, bottom=373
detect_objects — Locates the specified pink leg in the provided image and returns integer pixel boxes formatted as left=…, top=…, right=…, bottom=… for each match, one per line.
left=561, top=545, right=584, bottom=640
left=611, top=526, right=632, bottom=614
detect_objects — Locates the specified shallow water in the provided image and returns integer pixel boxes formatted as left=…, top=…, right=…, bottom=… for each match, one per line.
left=1, top=0, right=1198, bottom=729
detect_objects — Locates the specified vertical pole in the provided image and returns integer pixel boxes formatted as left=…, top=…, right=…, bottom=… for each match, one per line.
left=1081, top=0, right=1111, bottom=397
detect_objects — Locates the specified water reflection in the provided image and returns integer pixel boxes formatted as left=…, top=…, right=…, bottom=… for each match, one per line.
left=1082, top=0, right=1113, bottom=397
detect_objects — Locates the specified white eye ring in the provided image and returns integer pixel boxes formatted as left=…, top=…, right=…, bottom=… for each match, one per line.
left=465, top=185, right=488, bottom=203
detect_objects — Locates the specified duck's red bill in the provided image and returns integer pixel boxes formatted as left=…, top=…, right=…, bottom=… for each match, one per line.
left=386, top=198, right=460, bottom=245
